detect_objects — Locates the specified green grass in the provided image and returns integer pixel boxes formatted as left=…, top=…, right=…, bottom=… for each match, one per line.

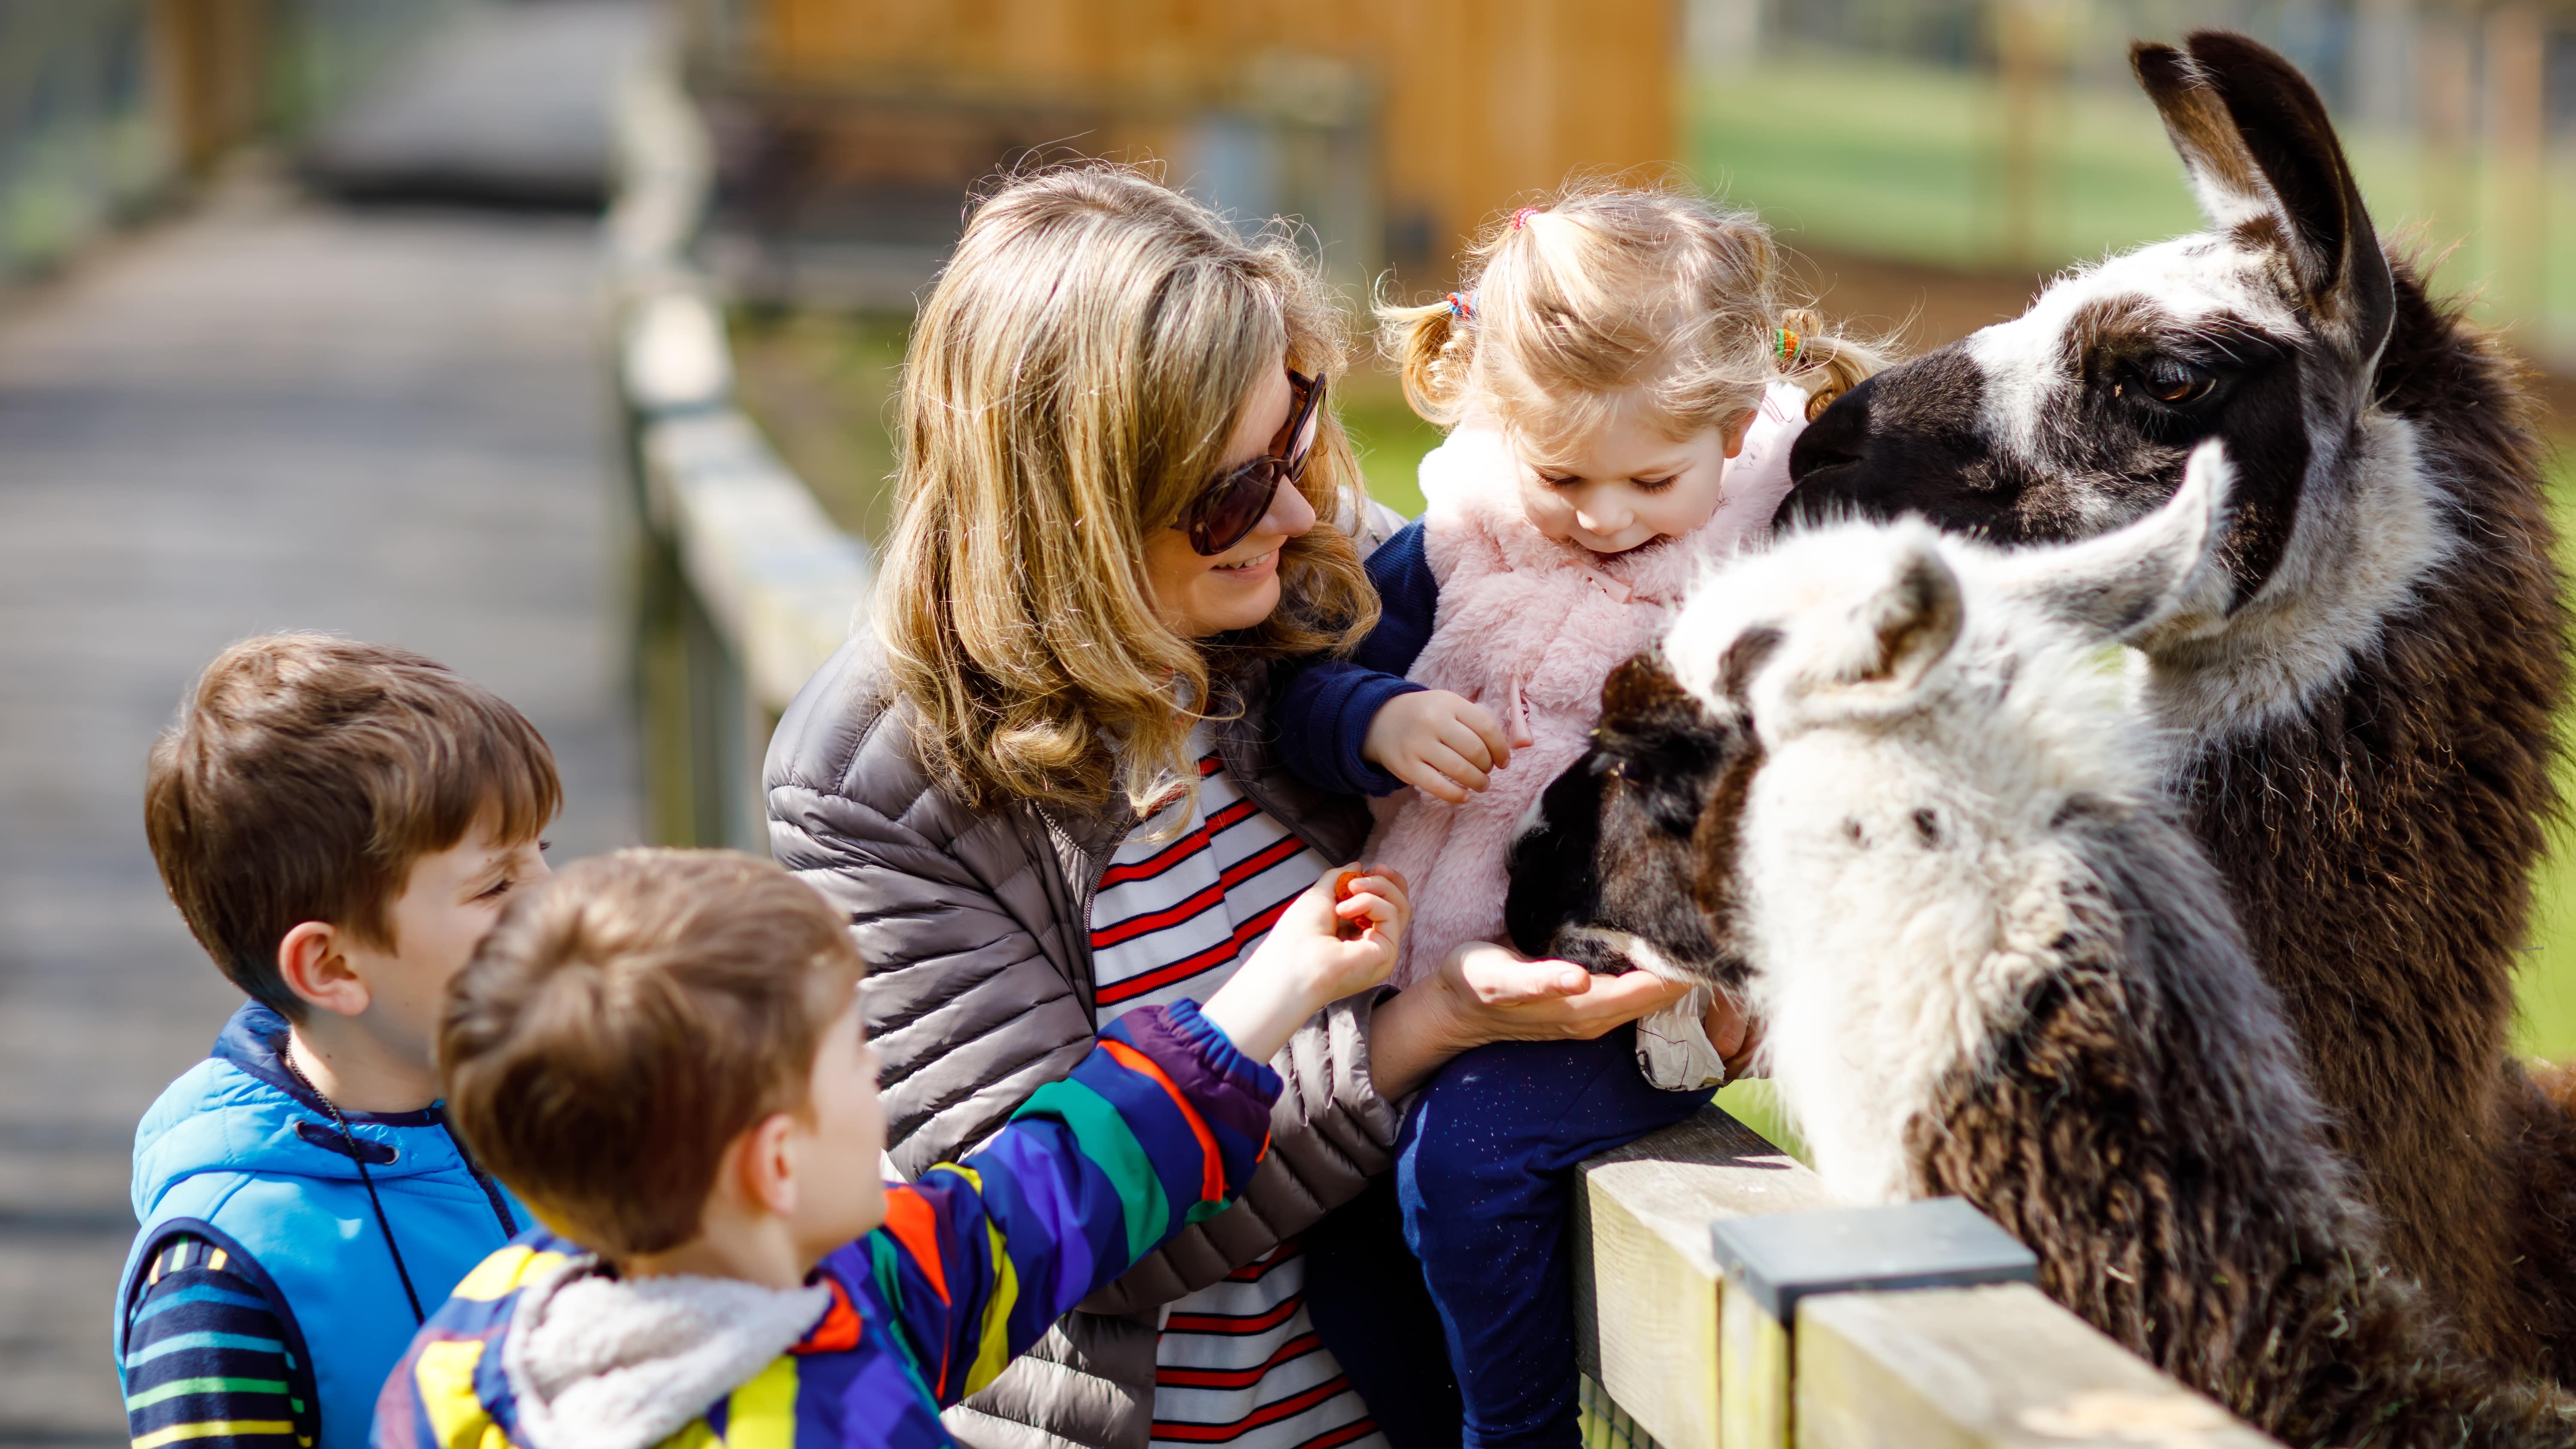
left=1689, top=55, right=2200, bottom=271
left=2514, top=442, right=2576, bottom=1062
left=1340, top=380, right=1443, bottom=520
left=1688, top=55, right=2576, bottom=356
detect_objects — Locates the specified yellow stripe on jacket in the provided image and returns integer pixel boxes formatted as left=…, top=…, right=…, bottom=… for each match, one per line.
left=723, top=1356, right=798, bottom=1449
left=938, top=1165, right=1020, bottom=1399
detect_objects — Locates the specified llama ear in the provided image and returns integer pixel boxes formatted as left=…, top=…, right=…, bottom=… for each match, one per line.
left=2001, top=440, right=2238, bottom=642
left=1836, top=539, right=1963, bottom=692
left=2132, top=33, right=2393, bottom=357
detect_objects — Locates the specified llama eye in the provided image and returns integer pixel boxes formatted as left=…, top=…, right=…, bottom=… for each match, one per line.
left=2134, top=357, right=2215, bottom=407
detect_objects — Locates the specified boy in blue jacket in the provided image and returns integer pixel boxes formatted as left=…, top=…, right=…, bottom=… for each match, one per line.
left=120, top=634, right=559, bottom=1449
left=373, top=846, right=1406, bottom=1449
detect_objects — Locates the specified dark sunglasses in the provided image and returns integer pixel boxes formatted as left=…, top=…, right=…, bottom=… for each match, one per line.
left=1184, top=369, right=1326, bottom=556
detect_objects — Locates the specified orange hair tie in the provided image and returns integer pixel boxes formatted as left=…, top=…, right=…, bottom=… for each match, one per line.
left=1774, top=328, right=1803, bottom=366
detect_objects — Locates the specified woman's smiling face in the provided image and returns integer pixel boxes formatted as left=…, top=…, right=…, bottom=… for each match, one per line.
left=1141, top=358, right=1317, bottom=639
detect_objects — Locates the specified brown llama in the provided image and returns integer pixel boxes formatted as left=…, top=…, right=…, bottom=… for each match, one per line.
left=1774, top=31, right=2576, bottom=1379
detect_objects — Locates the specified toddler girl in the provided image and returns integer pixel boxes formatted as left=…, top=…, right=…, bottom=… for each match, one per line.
left=1275, top=183, right=1881, bottom=1447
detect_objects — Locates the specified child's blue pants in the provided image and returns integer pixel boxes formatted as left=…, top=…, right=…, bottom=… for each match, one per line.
left=1394, top=1028, right=1716, bottom=1449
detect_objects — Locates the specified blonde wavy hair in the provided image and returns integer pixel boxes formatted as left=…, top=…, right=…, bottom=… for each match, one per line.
left=879, top=164, right=1376, bottom=816
left=1382, top=180, right=1891, bottom=456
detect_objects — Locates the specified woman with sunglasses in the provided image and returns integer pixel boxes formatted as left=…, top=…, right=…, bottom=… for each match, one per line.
left=765, top=165, right=1696, bottom=1449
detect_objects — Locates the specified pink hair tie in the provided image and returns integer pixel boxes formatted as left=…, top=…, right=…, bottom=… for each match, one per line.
left=1445, top=292, right=1475, bottom=320
left=1511, top=206, right=1543, bottom=231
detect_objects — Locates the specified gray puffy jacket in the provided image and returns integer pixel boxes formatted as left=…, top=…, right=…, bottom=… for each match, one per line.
left=765, top=634, right=1405, bottom=1449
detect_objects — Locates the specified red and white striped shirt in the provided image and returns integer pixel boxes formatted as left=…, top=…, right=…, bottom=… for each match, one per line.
left=1091, top=729, right=1387, bottom=1449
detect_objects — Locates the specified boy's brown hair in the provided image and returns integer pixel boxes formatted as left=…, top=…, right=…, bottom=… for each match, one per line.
left=143, top=633, right=560, bottom=1021
left=440, top=849, right=863, bottom=1257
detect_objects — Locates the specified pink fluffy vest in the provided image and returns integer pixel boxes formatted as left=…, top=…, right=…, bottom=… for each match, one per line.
left=1373, top=386, right=1807, bottom=986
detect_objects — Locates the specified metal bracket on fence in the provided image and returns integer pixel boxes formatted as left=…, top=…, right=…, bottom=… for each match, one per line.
left=1708, top=1198, right=2037, bottom=1449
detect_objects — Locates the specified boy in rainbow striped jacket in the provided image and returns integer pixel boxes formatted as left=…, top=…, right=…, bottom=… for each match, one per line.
left=371, top=848, right=1405, bottom=1449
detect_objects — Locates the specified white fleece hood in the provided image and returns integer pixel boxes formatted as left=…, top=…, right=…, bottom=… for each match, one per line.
left=501, top=1258, right=830, bottom=1449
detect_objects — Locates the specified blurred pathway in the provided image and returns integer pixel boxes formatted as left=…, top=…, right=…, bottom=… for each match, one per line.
left=0, top=17, right=645, bottom=1442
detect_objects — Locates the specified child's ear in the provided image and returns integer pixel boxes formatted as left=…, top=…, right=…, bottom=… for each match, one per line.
left=736, top=1112, right=801, bottom=1219
left=276, top=922, right=371, bottom=1018
left=1722, top=406, right=1761, bottom=459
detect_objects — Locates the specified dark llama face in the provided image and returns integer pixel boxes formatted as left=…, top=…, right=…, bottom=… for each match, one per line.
left=1501, top=648, right=1768, bottom=990
left=1779, top=31, right=2395, bottom=603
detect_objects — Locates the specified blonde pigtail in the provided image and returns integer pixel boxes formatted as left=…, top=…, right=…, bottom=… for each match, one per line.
left=1777, top=307, right=1895, bottom=421
left=1376, top=290, right=1475, bottom=426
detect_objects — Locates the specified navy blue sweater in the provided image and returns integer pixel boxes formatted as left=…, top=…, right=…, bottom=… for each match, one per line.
left=1275, top=520, right=1440, bottom=796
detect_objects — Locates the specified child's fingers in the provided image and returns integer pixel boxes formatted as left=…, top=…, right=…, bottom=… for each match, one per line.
left=1337, top=867, right=1409, bottom=905
left=1423, top=743, right=1492, bottom=793
left=1455, top=701, right=1514, bottom=769
left=1436, top=716, right=1498, bottom=773
left=1335, top=888, right=1400, bottom=928
left=1340, top=897, right=1401, bottom=928
left=1333, top=887, right=1395, bottom=919
left=1392, top=757, right=1470, bottom=804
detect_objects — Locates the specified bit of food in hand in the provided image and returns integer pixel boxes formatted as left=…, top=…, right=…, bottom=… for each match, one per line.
left=1334, top=870, right=1367, bottom=940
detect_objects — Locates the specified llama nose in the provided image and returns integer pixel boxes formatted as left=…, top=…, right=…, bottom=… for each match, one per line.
left=1788, top=374, right=1876, bottom=483
left=1776, top=380, right=1879, bottom=534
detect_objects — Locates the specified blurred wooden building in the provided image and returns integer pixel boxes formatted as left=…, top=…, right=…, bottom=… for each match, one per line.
left=683, top=0, right=1681, bottom=300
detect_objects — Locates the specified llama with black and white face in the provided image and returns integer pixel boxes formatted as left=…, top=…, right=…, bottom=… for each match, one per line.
left=1778, top=31, right=2576, bottom=1377
left=1518, top=456, right=2576, bottom=1445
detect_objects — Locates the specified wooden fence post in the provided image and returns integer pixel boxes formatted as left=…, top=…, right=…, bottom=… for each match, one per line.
left=1719, top=1276, right=1790, bottom=1449
left=1710, top=1198, right=2039, bottom=1449
left=1575, top=1107, right=1837, bottom=1449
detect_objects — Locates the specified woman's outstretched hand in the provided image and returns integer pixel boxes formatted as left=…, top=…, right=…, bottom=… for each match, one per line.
left=1201, top=864, right=1410, bottom=1063
left=1367, top=940, right=1697, bottom=1100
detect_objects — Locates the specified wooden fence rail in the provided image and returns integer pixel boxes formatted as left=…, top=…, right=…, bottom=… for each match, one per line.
left=608, top=41, right=871, bottom=850
left=608, top=43, right=2281, bottom=1449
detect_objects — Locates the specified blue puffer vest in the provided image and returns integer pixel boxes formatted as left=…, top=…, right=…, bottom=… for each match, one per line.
left=118, top=1003, right=528, bottom=1449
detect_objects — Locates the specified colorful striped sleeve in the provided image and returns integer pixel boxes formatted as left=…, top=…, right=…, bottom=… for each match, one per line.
left=844, top=999, right=1280, bottom=1407
left=120, top=1231, right=314, bottom=1449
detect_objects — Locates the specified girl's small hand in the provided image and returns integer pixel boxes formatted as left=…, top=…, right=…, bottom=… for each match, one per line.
left=1200, top=864, right=1411, bottom=1062
left=1364, top=691, right=1513, bottom=804
left=1704, top=990, right=1764, bottom=1081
